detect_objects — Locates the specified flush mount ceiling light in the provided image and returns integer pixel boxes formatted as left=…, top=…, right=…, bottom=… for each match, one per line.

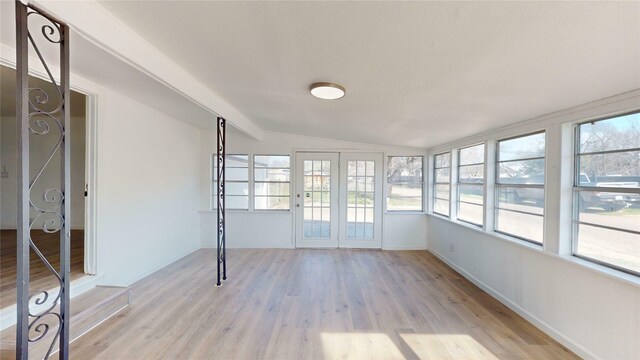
left=310, top=82, right=346, bottom=100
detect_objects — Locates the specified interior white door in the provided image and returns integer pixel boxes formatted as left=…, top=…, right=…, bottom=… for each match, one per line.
left=295, top=152, right=339, bottom=248
left=339, top=153, right=383, bottom=249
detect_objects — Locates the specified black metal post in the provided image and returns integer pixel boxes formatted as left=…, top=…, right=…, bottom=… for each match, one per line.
left=15, top=2, right=30, bottom=357
left=15, top=1, right=71, bottom=358
left=216, top=117, right=226, bottom=286
left=59, top=18, right=71, bottom=360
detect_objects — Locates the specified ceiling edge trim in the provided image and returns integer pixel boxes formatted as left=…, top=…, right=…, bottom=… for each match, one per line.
left=262, top=130, right=429, bottom=153
left=30, top=0, right=264, bottom=140
left=428, top=89, right=640, bottom=154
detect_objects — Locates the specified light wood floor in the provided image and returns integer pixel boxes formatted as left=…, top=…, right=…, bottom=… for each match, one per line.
left=69, top=249, right=577, bottom=359
left=0, top=230, right=85, bottom=308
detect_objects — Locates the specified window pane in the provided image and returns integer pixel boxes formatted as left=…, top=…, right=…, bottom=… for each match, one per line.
left=254, top=168, right=290, bottom=182
left=435, top=168, right=450, bottom=183
left=254, top=155, right=290, bottom=168
left=388, top=196, right=422, bottom=211
left=576, top=223, right=640, bottom=274
left=223, top=168, right=248, bottom=182
left=435, top=184, right=450, bottom=200
left=496, top=186, right=544, bottom=215
left=577, top=190, right=636, bottom=213
left=435, top=153, right=450, bottom=168
left=254, top=182, right=290, bottom=196
left=387, top=156, right=423, bottom=212
left=577, top=191, right=640, bottom=231
left=387, top=184, right=422, bottom=211
left=498, top=159, right=545, bottom=184
left=212, top=154, right=248, bottom=210
left=226, top=155, right=249, bottom=168
left=458, top=202, right=483, bottom=226
left=254, top=196, right=290, bottom=210
left=211, top=181, right=249, bottom=196
left=459, top=144, right=485, bottom=165
left=253, top=155, right=290, bottom=211
left=578, top=151, right=640, bottom=184
left=226, top=196, right=249, bottom=210
left=213, top=154, right=248, bottom=169
left=579, top=113, right=640, bottom=153
left=459, top=184, right=483, bottom=205
left=434, top=199, right=449, bottom=216
left=459, top=164, right=484, bottom=183
left=496, top=210, right=543, bottom=243
left=225, top=182, right=248, bottom=196
left=387, top=156, right=423, bottom=182
left=498, top=133, right=545, bottom=161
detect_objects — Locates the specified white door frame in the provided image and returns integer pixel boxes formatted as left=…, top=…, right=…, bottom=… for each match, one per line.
left=294, top=152, right=340, bottom=248
left=0, top=54, right=99, bottom=276
left=339, top=152, right=383, bottom=249
left=294, top=151, right=384, bottom=249
left=83, top=93, right=98, bottom=274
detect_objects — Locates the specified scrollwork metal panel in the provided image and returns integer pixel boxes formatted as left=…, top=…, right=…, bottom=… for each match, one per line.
left=15, top=1, right=71, bottom=359
left=216, top=117, right=227, bottom=286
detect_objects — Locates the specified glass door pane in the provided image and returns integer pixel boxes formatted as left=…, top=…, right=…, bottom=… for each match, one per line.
left=295, top=152, right=339, bottom=248
left=346, top=160, right=375, bottom=239
left=339, top=153, right=383, bottom=249
left=303, top=160, right=332, bottom=239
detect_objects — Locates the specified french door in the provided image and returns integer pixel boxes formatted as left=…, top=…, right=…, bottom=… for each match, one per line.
left=295, top=152, right=383, bottom=248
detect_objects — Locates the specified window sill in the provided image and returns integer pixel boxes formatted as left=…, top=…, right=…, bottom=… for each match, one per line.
left=489, top=230, right=544, bottom=252
left=430, top=213, right=451, bottom=220
left=385, top=211, right=427, bottom=215
left=199, top=209, right=291, bottom=214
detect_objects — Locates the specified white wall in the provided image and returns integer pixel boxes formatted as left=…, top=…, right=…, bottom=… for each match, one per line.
left=1, top=41, right=204, bottom=289
left=429, top=217, right=640, bottom=360
left=427, top=91, right=640, bottom=360
left=199, top=129, right=428, bottom=250
left=95, top=89, right=202, bottom=286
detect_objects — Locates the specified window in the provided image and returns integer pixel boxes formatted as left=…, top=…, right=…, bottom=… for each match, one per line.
left=433, top=152, right=451, bottom=216
left=212, top=154, right=249, bottom=210
left=495, top=132, right=546, bottom=244
left=254, top=155, right=290, bottom=210
left=573, top=112, right=640, bottom=275
left=386, top=156, right=423, bottom=211
left=457, top=144, right=485, bottom=226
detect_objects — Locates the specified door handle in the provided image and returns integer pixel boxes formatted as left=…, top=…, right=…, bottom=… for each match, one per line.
left=296, top=204, right=300, bottom=208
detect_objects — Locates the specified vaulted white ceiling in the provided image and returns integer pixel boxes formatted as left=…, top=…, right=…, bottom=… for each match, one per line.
left=95, top=2, right=639, bottom=148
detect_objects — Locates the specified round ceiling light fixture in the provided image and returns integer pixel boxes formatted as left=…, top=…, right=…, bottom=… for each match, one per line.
left=310, top=82, right=346, bottom=100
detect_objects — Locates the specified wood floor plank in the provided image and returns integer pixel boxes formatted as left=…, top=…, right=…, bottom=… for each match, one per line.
left=66, top=249, right=578, bottom=359
left=0, top=230, right=85, bottom=308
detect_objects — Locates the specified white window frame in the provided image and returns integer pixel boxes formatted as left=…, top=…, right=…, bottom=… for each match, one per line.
left=433, top=152, right=451, bottom=217
left=253, top=154, right=291, bottom=211
left=456, top=143, right=486, bottom=227
left=211, top=154, right=250, bottom=211
left=572, top=112, right=640, bottom=276
left=494, top=131, right=546, bottom=244
left=386, top=156, right=424, bottom=212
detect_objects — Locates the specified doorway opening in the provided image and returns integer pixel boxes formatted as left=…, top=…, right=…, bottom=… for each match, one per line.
left=295, top=152, right=383, bottom=249
left=0, top=64, right=90, bottom=311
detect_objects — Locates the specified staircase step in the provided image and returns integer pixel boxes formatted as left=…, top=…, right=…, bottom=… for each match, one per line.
left=0, top=286, right=129, bottom=358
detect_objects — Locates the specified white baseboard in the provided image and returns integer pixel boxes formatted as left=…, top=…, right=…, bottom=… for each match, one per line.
left=0, top=274, right=102, bottom=331
left=202, top=245, right=296, bottom=249
left=113, top=246, right=200, bottom=287
left=428, top=248, right=599, bottom=360
left=382, top=246, right=428, bottom=251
